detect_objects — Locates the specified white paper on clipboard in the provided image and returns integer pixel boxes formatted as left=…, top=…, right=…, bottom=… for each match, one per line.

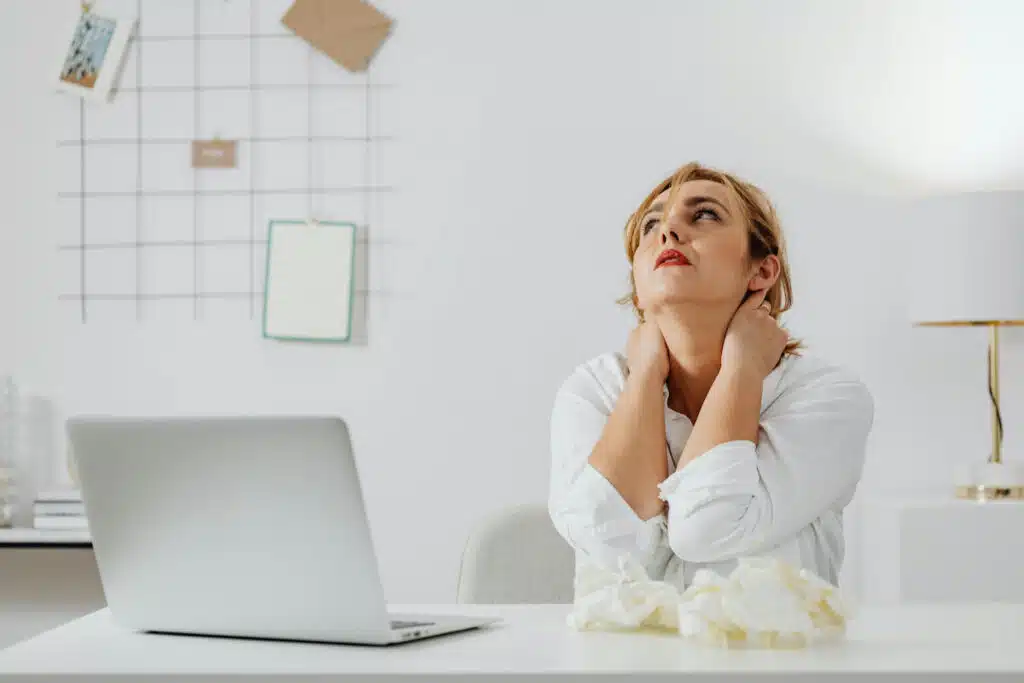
left=262, top=220, right=356, bottom=342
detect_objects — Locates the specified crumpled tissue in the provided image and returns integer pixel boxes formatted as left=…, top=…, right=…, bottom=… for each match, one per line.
left=568, top=556, right=848, bottom=648
left=677, top=557, right=848, bottom=648
left=567, top=556, right=681, bottom=632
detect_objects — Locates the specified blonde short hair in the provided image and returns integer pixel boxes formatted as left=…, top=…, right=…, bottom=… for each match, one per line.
left=621, top=161, right=801, bottom=356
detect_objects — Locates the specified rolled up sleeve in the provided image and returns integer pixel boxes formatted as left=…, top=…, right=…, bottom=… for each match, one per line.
left=548, top=383, right=668, bottom=576
left=658, top=367, right=874, bottom=564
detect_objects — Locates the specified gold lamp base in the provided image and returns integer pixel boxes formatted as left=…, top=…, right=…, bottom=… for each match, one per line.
left=915, top=322, right=1024, bottom=502
left=955, top=485, right=1024, bottom=501
left=955, top=462, right=1024, bottom=501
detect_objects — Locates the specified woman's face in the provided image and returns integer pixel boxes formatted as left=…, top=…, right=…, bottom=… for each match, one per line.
left=632, top=179, right=758, bottom=317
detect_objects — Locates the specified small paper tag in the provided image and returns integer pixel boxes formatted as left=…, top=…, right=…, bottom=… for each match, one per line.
left=191, top=139, right=238, bottom=168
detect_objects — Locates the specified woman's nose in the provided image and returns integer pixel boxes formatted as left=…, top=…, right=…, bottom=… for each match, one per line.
left=660, top=223, right=682, bottom=244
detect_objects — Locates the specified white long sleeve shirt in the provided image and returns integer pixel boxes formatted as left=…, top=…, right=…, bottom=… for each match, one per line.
left=548, top=352, right=873, bottom=595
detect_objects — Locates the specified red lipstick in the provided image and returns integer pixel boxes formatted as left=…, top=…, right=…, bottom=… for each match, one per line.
left=655, top=249, right=690, bottom=269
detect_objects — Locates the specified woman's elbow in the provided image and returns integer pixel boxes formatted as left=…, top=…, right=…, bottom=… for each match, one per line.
left=548, top=496, right=577, bottom=547
left=666, top=495, right=763, bottom=563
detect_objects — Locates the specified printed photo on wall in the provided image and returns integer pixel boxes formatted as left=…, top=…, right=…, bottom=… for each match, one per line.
left=55, top=8, right=136, bottom=102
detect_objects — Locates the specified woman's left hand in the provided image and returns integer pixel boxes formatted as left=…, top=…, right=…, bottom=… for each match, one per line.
left=722, top=289, right=788, bottom=380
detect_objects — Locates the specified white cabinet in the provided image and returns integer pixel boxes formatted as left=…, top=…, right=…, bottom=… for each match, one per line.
left=862, top=497, right=1024, bottom=604
left=0, top=534, right=104, bottom=649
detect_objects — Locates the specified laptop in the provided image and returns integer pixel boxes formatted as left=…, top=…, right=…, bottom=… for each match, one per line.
left=67, top=415, right=499, bottom=645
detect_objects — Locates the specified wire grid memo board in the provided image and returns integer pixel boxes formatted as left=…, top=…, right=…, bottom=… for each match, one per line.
left=55, top=0, right=392, bottom=334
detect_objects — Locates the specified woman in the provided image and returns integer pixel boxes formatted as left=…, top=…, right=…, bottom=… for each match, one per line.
left=548, top=162, right=873, bottom=594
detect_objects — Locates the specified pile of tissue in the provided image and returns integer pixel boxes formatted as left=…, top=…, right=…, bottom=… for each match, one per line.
left=569, top=557, right=848, bottom=649
left=567, top=556, right=681, bottom=632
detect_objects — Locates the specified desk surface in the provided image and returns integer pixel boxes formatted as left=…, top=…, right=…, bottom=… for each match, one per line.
left=0, top=603, right=1022, bottom=678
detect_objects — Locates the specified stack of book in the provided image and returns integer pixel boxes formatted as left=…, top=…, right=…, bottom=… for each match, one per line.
left=33, top=489, right=88, bottom=531
left=0, top=467, right=13, bottom=527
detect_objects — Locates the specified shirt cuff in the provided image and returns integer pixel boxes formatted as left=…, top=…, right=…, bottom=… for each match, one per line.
left=657, top=440, right=758, bottom=505
left=572, top=464, right=667, bottom=561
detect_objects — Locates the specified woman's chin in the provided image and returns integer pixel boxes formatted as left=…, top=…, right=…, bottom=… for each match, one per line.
left=643, top=295, right=699, bottom=314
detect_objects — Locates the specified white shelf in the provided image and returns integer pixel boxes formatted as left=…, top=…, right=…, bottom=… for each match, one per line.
left=0, top=528, right=91, bottom=546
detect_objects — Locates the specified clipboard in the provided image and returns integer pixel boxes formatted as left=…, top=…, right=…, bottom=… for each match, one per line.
left=262, top=219, right=357, bottom=343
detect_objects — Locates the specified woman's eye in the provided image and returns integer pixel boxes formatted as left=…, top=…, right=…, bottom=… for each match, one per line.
left=694, top=207, right=719, bottom=221
left=641, top=217, right=659, bottom=235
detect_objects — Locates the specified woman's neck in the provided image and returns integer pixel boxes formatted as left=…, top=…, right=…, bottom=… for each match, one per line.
left=653, top=306, right=732, bottom=421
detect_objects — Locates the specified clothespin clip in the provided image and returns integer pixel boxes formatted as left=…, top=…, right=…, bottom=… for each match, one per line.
left=81, top=1, right=93, bottom=13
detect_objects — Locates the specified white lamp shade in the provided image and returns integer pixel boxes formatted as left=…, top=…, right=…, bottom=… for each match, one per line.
left=908, top=191, right=1024, bottom=325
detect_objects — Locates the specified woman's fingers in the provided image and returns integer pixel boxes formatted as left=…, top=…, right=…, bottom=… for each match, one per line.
left=743, top=287, right=770, bottom=312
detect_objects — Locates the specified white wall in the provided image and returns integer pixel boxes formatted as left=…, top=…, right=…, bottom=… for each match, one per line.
left=2, top=0, right=1023, bottom=604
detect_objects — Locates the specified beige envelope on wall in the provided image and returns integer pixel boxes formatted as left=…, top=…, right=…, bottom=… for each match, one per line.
left=282, top=0, right=393, bottom=73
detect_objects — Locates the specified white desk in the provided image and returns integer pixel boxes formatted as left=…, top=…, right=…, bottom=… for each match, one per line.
left=0, top=603, right=1022, bottom=680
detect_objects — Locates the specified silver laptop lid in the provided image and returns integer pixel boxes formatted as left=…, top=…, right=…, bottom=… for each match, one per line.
left=68, top=415, right=393, bottom=642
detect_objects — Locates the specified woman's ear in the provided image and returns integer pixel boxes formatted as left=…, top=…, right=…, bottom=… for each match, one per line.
left=748, top=254, right=781, bottom=292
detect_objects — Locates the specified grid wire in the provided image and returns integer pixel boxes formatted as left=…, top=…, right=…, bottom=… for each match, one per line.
left=58, top=1, right=387, bottom=322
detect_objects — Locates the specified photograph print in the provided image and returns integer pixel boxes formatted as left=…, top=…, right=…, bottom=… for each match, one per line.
left=56, top=8, right=136, bottom=102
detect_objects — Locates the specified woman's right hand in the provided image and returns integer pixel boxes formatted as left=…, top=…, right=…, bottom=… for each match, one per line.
left=626, top=321, right=669, bottom=383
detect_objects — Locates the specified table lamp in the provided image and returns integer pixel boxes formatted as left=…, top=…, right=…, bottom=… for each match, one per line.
left=909, top=190, right=1024, bottom=501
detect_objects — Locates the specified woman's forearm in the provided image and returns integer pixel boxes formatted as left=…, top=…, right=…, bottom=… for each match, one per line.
left=587, top=367, right=668, bottom=520
left=677, top=365, right=762, bottom=469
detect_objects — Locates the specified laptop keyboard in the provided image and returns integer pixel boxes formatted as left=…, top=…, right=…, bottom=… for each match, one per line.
left=390, top=619, right=435, bottom=630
